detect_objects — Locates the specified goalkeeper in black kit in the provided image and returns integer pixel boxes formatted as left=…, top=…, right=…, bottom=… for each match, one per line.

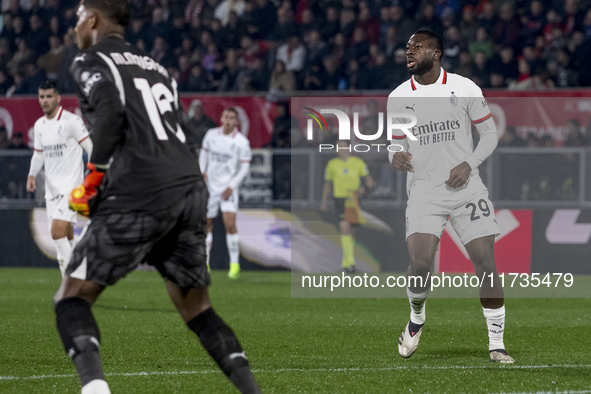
left=53, top=0, right=260, bottom=392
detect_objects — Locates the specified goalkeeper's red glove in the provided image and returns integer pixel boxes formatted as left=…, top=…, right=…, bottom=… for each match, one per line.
left=69, top=163, right=105, bottom=216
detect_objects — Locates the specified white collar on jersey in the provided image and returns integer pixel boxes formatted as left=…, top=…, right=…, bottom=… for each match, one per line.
left=218, top=127, right=239, bottom=138
left=410, top=67, right=448, bottom=91
left=43, top=106, right=64, bottom=123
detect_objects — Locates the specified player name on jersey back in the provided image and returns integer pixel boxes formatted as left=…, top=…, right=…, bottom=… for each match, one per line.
left=109, top=52, right=169, bottom=78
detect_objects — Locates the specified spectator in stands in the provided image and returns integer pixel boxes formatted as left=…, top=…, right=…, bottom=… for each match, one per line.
left=268, top=102, right=291, bottom=148
left=320, top=7, right=339, bottom=42
left=344, top=27, right=370, bottom=66
left=499, top=126, right=526, bottom=147
left=24, top=63, right=46, bottom=94
left=150, top=36, right=170, bottom=66
left=219, top=11, right=246, bottom=49
left=240, top=35, right=268, bottom=71
left=177, top=53, right=192, bottom=87
left=381, top=26, right=401, bottom=58
left=493, top=2, right=521, bottom=50
left=339, top=8, right=356, bottom=41
left=365, top=51, right=391, bottom=89
left=390, top=5, right=415, bottom=43
left=571, top=33, right=591, bottom=86
left=0, top=124, right=9, bottom=149
left=0, top=13, right=15, bottom=50
left=469, top=27, right=494, bottom=59
left=564, top=119, right=589, bottom=146
left=7, top=131, right=28, bottom=149
left=552, top=48, right=578, bottom=87
left=520, top=0, right=545, bottom=46
left=303, top=60, right=323, bottom=90
left=299, top=8, right=320, bottom=43
left=276, top=35, right=306, bottom=72
left=188, top=101, right=216, bottom=149
left=521, top=45, right=544, bottom=74
left=269, top=59, right=295, bottom=92
left=356, top=6, right=379, bottom=45
left=0, top=38, right=11, bottom=69
left=202, top=43, right=220, bottom=72
left=0, top=68, right=13, bottom=95
left=215, top=0, right=245, bottom=26
left=7, top=39, right=33, bottom=76
left=49, top=16, right=64, bottom=38
left=219, top=48, right=245, bottom=91
left=169, top=15, right=190, bottom=51
left=562, top=0, right=582, bottom=37
left=56, top=28, right=77, bottom=93
left=391, top=47, right=409, bottom=87
left=320, top=55, right=342, bottom=91
left=126, top=18, right=147, bottom=48
left=183, top=63, right=210, bottom=92
left=242, top=57, right=268, bottom=91
left=459, top=5, right=479, bottom=41
left=443, top=25, right=465, bottom=71
left=490, top=46, right=519, bottom=84
left=305, top=29, right=328, bottom=68
left=6, top=71, right=27, bottom=96
left=145, top=8, right=170, bottom=50
left=341, top=58, right=364, bottom=90
left=455, top=51, right=473, bottom=78
left=246, top=0, right=275, bottom=40
left=269, top=3, right=296, bottom=41
left=378, top=6, right=393, bottom=40
left=8, top=15, right=25, bottom=52
left=26, top=14, right=50, bottom=58
left=489, top=72, right=505, bottom=88
left=208, top=57, right=226, bottom=91
left=37, top=35, right=64, bottom=82
left=416, top=3, right=443, bottom=38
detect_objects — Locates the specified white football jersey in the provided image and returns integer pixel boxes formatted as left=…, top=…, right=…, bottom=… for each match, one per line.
left=33, top=107, right=89, bottom=199
left=200, top=127, right=252, bottom=192
left=388, top=68, right=493, bottom=195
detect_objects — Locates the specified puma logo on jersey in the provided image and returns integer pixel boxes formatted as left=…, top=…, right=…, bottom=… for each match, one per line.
left=83, top=73, right=103, bottom=96
left=405, top=104, right=415, bottom=112
left=492, top=322, right=504, bottom=328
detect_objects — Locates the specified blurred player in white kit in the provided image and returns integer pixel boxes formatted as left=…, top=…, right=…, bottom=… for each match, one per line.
left=199, top=107, right=251, bottom=279
left=27, top=81, right=92, bottom=276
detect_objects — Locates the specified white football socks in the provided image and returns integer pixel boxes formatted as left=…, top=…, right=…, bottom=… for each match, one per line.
left=81, top=379, right=111, bottom=394
left=226, top=233, right=239, bottom=264
left=54, top=237, right=72, bottom=277
left=205, top=232, right=213, bottom=265
left=483, top=305, right=506, bottom=351
left=407, top=287, right=428, bottom=325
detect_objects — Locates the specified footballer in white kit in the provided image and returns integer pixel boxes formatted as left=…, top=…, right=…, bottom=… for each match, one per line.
left=27, top=81, right=92, bottom=276
left=388, top=30, right=513, bottom=363
left=199, top=107, right=251, bottom=279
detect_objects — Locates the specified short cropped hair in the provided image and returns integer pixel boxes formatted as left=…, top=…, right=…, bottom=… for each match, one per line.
left=413, top=29, right=444, bottom=58
left=38, top=80, right=59, bottom=93
left=224, top=107, right=239, bottom=117
left=83, top=0, right=131, bottom=27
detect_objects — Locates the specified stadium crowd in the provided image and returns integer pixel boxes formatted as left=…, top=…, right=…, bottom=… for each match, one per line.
left=0, top=0, right=590, bottom=95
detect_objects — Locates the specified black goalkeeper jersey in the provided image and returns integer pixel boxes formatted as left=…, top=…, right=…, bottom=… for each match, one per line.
left=71, top=36, right=203, bottom=213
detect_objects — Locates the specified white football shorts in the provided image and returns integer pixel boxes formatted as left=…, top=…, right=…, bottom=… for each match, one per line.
left=207, top=188, right=239, bottom=218
left=406, top=190, right=500, bottom=245
left=46, top=193, right=77, bottom=225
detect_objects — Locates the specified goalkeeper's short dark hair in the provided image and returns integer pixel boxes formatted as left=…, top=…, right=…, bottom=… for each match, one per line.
left=82, top=0, right=130, bottom=27
left=413, top=29, right=444, bottom=58
left=39, top=80, right=59, bottom=93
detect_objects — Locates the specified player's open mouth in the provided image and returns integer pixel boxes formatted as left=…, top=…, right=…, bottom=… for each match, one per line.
left=407, top=59, right=416, bottom=68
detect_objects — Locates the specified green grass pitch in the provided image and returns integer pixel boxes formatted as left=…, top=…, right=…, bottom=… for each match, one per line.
left=1, top=268, right=590, bottom=393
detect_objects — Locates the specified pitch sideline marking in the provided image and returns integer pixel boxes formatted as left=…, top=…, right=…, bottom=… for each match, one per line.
left=1, top=364, right=591, bottom=382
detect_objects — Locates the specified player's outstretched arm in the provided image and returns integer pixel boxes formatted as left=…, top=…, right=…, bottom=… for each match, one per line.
left=321, top=181, right=332, bottom=211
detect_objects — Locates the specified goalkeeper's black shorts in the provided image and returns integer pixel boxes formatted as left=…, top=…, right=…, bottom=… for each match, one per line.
left=66, top=184, right=210, bottom=288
